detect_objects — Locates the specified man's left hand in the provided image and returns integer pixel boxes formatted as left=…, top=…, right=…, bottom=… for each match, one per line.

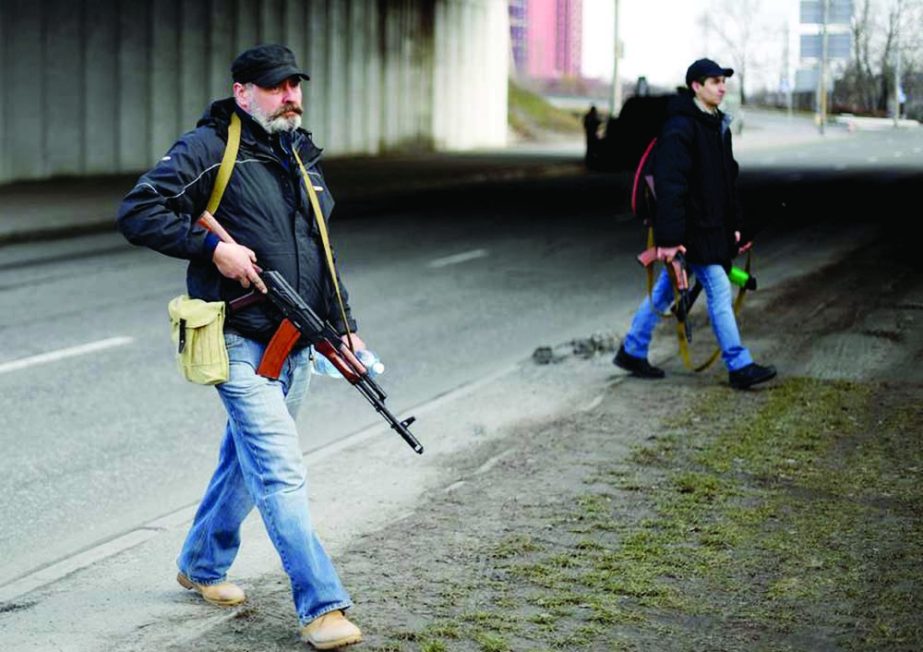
left=342, top=333, right=366, bottom=352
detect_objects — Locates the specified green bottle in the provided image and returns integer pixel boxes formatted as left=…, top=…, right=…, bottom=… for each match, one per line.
left=728, top=266, right=757, bottom=290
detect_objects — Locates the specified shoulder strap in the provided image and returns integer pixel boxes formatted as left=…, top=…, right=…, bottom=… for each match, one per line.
left=202, top=118, right=352, bottom=349
left=631, top=137, right=658, bottom=217
left=292, top=148, right=354, bottom=350
left=206, top=112, right=241, bottom=215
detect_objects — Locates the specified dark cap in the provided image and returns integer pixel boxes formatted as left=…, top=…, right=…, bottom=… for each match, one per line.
left=685, top=58, right=733, bottom=87
left=231, top=44, right=310, bottom=88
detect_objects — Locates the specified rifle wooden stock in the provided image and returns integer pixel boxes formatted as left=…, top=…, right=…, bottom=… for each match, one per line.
left=669, top=257, right=689, bottom=292
left=636, top=246, right=658, bottom=267
left=198, top=210, right=237, bottom=245
left=637, top=247, right=689, bottom=291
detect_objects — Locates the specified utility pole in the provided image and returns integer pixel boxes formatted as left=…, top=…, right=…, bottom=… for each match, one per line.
left=893, top=27, right=902, bottom=127
left=784, top=21, right=793, bottom=118
left=609, top=0, right=622, bottom=118
left=817, top=0, right=829, bottom=134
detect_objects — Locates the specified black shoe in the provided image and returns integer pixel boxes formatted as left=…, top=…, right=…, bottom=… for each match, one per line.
left=613, top=345, right=665, bottom=379
left=729, top=363, right=777, bottom=389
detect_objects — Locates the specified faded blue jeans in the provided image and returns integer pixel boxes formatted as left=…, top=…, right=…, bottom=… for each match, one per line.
left=177, top=332, right=351, bottom=624
left=623, top=264, right=753, bottom=372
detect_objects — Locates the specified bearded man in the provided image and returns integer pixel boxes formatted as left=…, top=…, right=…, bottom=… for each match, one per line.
left=117, top=44, right=364, bottom=649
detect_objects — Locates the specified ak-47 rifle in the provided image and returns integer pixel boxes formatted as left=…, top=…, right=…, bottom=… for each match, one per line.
left=637, top=246, right=757, bottom=337
left=637, top=246, right=693, bottom=341
left=229, top=272, right=423, bottom=454
left=200, top=211, right=422, bottom=454
left=670, top=264, right=757, bottom=322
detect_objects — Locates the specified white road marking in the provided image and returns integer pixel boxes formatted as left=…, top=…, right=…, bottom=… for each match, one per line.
left=428, top=248, right=489, bottom=268
left=0, top=336, right=134, bottom=375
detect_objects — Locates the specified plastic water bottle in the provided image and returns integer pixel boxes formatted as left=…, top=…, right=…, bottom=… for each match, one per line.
left=312, top=350, right=342, bottom=378
left=357, top=349, right=385, bottom=377
left=312, top=348, right=384, bottom=378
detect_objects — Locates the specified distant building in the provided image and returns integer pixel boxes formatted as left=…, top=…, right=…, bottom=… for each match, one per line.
left=510, top=0, right=582, bottom=81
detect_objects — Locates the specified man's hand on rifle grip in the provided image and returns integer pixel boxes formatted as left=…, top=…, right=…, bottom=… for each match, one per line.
left=212, top=241, right=267, bottom=293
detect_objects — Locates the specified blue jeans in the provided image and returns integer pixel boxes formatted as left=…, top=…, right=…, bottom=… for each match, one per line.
left=623, top=264, right=753, bottom=371
left=177, top=332, right=351, bottom=624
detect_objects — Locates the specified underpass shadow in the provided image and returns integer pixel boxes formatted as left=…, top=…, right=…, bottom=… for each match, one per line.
left=739, top=166, right=921, bottom=254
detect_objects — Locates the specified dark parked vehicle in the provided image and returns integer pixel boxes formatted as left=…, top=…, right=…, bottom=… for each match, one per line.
left=589, top=94, right=673, bottom=171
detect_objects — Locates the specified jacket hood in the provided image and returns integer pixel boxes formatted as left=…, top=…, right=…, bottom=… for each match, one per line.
left=667, top=91, right=733, bottom=134
left=197, top=97, right=238, bottom=128
left=197, top=97, right=322, bottom=161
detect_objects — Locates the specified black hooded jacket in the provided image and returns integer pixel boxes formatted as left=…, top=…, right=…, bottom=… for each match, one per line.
left=652, top=92, right=742, bottom=266
left=117, top=98, right=355, bottom=343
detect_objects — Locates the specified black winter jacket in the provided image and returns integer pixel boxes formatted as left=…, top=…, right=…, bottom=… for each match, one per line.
left=117, top=98, right=355, bottom=342
left=653, top=92, right=742, bottom=266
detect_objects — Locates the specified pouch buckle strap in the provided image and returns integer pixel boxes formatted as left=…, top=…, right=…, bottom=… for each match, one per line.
left=178, top=319, right=187, bottom=354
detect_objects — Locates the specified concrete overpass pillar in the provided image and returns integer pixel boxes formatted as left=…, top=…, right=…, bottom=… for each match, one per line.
left=433, top=0, right=508, bottom=150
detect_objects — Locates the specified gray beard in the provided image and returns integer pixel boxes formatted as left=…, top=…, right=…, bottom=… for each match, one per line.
left=249, top=102, right=302, bottom=134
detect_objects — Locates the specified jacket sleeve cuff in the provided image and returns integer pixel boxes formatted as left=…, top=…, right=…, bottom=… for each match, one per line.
left=654, top=230, right=684, bottom=248
left=335, top=317, right=358, bottom=335
left=202, top=232, right=221, bottom=258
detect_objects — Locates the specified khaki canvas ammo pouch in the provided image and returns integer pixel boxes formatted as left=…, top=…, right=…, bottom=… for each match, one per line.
left=167, top=295, right=229, bottom=385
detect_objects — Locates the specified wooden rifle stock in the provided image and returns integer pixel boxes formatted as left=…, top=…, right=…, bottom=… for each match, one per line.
left=198, top=210, right=237, bottom=245
left=637, top=246, right=689, bottom=291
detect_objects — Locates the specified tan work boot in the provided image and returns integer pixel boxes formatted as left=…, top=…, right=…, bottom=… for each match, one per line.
left=300, top=610, right=362, bottom=650
left=177, top=572, right=246, bottom=606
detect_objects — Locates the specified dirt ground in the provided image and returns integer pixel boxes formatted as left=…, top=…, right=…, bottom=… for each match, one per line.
left=170, top=226, right=922, bottom=652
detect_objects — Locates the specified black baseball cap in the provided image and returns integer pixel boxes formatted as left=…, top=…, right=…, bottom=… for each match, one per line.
left=685, top=58, right=734, bottom=87
left=231, top=44, right=310, bottom=88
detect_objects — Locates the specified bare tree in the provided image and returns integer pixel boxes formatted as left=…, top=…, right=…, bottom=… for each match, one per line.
left=877, top=0, right=904, bottom=111
left=841, top=0, right=878, bottom=111
left=703, top=0, right=765, bottom=105
left=839, top=0, right=923, bottom=115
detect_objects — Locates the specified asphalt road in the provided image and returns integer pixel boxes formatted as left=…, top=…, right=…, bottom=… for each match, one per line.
left=0, top=172, right=635, bottom=588
left=0, top=122, right=920, bottom=595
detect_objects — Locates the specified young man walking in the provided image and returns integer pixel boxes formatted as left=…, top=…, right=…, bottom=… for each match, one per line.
left=118, top=44, right=363, bottom=648
left=614, top=58, right=776, bottom=389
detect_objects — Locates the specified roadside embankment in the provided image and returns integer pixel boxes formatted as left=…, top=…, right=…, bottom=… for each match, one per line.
left=172, top=223, right=923, bottom=651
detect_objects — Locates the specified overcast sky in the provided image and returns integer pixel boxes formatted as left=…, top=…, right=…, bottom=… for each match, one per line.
left=582, top=0, right=802, bottom=91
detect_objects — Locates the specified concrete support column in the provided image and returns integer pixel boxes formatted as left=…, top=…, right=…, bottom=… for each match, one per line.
left=6, top=0, right=44, bottom=179
left=433, top=0, right=507, bottom=150
left=85, top=0, right=119, bottom=174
